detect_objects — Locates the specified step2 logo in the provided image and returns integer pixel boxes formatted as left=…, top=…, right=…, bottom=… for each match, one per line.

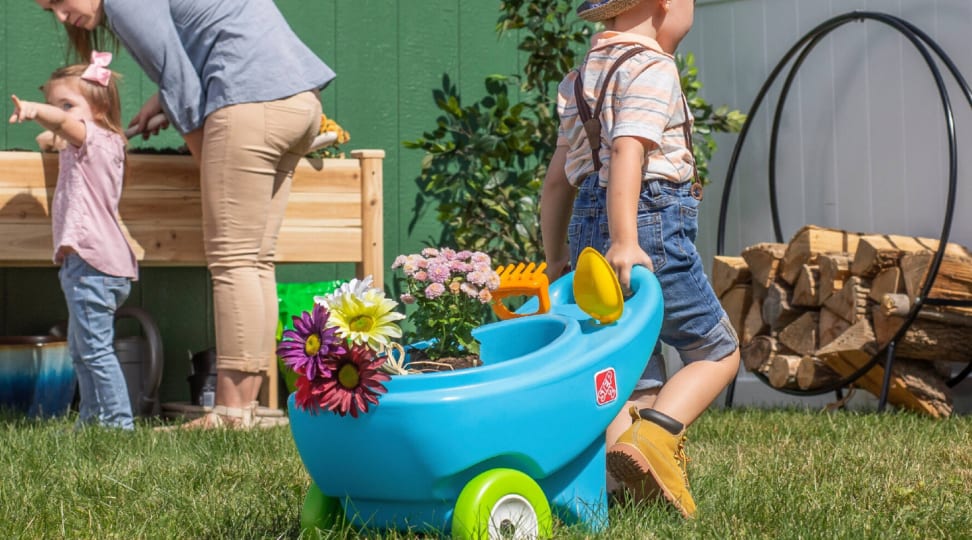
left=594, top=367, right=618, bottom=406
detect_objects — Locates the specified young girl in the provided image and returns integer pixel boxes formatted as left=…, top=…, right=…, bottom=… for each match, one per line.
left=9, top=52, right=138, bottom=430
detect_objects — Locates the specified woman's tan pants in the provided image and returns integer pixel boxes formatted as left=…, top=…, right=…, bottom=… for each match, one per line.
left=200, top=91, right=322, bottom=373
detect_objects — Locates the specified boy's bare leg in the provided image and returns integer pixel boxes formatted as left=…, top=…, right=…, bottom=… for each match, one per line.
left=651, top=350, right=740, bottom=426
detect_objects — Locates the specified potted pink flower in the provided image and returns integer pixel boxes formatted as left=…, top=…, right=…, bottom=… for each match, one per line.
left=391, top=247, right=500, bottom=371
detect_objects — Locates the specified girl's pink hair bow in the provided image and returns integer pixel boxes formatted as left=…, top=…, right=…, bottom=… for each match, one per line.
left=81, top=51, right=113, bottom=87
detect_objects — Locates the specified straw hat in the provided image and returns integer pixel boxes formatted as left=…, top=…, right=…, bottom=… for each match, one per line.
left=576, top=0, right=643, bottom=22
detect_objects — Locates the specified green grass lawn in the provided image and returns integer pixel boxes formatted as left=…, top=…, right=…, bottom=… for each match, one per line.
left=1, top=408, right=970, bottom=539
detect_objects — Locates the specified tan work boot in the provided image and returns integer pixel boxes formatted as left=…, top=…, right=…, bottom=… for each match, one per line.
left=606, top=407, right=696, bottom=518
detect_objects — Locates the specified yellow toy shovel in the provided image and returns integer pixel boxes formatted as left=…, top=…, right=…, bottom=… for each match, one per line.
left=573, top=247, right=624, bottom=324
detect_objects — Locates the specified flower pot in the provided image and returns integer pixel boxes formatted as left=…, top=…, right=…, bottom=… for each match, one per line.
left=0, top=335, right=75, bottom=418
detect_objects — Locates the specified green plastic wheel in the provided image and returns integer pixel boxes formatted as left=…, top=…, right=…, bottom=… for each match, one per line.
left=301, top=483, right=344, bottom=535
left=452, top=468, right=553, bottom=540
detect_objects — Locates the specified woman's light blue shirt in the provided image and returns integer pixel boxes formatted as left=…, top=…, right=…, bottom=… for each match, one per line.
left=105, top=0, right=335, bottom=134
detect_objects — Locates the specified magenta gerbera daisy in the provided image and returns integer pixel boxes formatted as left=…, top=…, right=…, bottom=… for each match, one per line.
left=293, top=374, right=319, bottom=411
left=317, top=345, right=391, bottom=418
left=277, top=303, right=347, bottom=380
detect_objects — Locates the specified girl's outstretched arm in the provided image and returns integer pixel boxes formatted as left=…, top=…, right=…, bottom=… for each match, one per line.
left=9, top=95, right=85, bottom=147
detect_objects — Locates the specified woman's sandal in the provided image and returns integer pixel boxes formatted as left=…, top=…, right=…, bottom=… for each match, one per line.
left=156, top=402, right=259, bottom=431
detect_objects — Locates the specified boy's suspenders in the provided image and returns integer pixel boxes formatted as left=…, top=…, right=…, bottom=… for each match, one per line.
left=573, top=46, right=703, bottom=200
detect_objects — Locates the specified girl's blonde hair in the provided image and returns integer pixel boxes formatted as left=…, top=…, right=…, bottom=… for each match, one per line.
left=42, top=64, right=125, bottom=139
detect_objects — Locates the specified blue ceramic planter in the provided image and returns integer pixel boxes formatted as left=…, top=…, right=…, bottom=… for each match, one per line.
left=0, top=336, right=75, bottom=418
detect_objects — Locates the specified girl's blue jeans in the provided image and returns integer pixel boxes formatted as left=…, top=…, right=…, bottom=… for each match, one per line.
left=59, top=253, right=134, bottom=430
left=567, top=173, right=739, bottom=390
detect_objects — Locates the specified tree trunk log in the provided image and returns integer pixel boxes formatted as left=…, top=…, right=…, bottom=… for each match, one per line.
left=763, top=281, right=799, bottom=330
left=778, top=311, right=819, bottom=357
left=823, top=276, right=870, bottom=323
left=741, top=242, right=786, bottom=289
left=900, top=250, right=972, bottom=302
left=871, top=307, right=972, bottom=364
left=780, top=225, right=861, bottom=285
left=741, top=335, right=777, bottom=374
left=767, top=354, right=802, bottom=388
left=818, top=306, right=852, bottom=350
left=881, top=293, right=972, bottom=325
left=712, top=256, right=751, bottom=298
left=851, top=234, right=944, bottom=278
left=720, top=285, right=752, bottom=344
left=792, top=264, right=820, bottom=307
left=796, top=355, right=841, bottom=390
left=816, top=319, right=950, bottom=417
left=818, top=252, right=853, bottom=303
left=742, top=297, right=767, bottom=347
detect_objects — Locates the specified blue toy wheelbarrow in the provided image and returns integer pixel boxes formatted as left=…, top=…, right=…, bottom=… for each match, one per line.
left=289, top=253, right=663, bottom=538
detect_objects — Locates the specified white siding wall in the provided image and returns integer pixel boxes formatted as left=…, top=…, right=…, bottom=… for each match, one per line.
left=682, top=0, right=972, bottom=410
left=686, top=0, right=972, bottom=262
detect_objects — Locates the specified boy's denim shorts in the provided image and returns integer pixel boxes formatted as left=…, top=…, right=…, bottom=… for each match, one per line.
left=567, top=173, right=738, bottom=390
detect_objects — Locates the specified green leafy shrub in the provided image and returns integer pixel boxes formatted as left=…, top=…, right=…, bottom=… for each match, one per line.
left=405, top=0, right=746, bottom=263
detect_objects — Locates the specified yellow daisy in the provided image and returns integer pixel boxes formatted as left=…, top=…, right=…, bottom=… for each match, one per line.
left=327, top=289, right=405, bottom=350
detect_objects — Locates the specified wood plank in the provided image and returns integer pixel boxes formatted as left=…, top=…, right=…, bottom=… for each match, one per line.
left=0, top=151, right=381, bottom=268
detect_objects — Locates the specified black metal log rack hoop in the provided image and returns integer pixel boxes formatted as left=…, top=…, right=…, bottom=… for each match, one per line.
left=717, top=11, right=972, bottom=408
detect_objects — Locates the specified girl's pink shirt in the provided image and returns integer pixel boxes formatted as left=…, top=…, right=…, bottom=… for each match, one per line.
left=52, top=120, right=138, bottom=280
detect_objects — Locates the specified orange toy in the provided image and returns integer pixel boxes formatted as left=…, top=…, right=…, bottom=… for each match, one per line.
left=491, top=262, right=551, bottom=320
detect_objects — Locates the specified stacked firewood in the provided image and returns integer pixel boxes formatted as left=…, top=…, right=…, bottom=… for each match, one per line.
left=713, top=224, right=972, bottom=417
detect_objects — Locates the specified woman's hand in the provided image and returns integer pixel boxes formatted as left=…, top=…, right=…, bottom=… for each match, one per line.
left=36, top=130, right=66, bottom=152
left=127, top=93, right=169, bottom=139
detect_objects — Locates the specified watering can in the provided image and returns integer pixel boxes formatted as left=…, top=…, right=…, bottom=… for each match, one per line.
left=113, top=307, right=164, bottom=417
left=51, top=306, right=166, bottom=417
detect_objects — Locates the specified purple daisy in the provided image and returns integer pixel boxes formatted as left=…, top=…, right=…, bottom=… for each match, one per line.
left=277, top=303, right=347, bottom=380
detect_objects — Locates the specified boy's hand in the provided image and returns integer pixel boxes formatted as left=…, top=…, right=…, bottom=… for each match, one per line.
left=9, top=95, right=38, bottom=123
left=543, top=257, right=571, bottom=283
left=605, top=242, right=654, bottom=293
